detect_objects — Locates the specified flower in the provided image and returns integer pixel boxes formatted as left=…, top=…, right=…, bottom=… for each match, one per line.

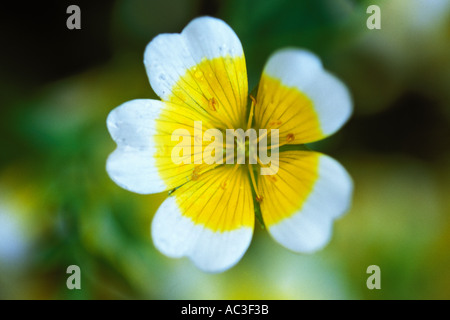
left=106, top=17, right=353, bottom=273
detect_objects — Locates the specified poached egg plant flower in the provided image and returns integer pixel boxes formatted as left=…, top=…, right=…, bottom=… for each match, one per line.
left=106, top=17, right=353, bottom=273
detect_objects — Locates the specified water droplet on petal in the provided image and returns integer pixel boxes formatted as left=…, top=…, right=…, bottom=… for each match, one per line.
left=194, top=70, right=203, bottom=79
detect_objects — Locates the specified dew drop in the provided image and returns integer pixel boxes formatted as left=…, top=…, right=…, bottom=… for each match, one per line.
left=218, top=44, right=227, bottom=54
left=194, top=70, right=203, bottom=79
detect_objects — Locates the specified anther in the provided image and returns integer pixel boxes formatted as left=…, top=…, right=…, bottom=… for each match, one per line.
left=208, top=97, right=218, bottom=111
left=247, top=94, right=257, bottom=130
left=220, top=181, right=228, bottom=190
left=286, top=133, right=295, bottom=143
left=191, top=172, right=199, bottom=181
left=268, top=119, right=282, bottom=127
left=191, top=166, right=202, bottom=181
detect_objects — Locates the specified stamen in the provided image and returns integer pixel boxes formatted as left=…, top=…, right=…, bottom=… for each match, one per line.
left=191, top=171, right=200, bottom=181
left=268, top=119, right=282, bottom=127
left=286, top=133, right=295, bottom=143
left=256, top=156, right=268, bottom=168
left=204, top=96, right=235, bottom=130
left=257, top=156, right=278, bottom=176
left=248, top=163, right=262, bottom=201
left=208, top=97, right=218, bottom=111
left=191, top=165, right=203, bottom=181
left=246, top=94, right=256, bottom=130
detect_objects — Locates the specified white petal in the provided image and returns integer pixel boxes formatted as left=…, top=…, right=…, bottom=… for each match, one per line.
left=262, top=48, right=352, bottom=139
left=144, top=16, right=244, bottom=101
left=267, top=154, right=353, bottom=253
left=151, top=196, right=253, bottom=273
left=106, top=99, right=167, bottom=194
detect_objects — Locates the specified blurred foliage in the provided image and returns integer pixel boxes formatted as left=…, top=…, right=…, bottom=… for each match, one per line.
left=0, top=0, right=449, bottom=299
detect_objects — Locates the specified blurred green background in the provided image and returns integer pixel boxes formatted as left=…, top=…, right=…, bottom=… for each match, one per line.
left=0, top=0, right=449, bottom=299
